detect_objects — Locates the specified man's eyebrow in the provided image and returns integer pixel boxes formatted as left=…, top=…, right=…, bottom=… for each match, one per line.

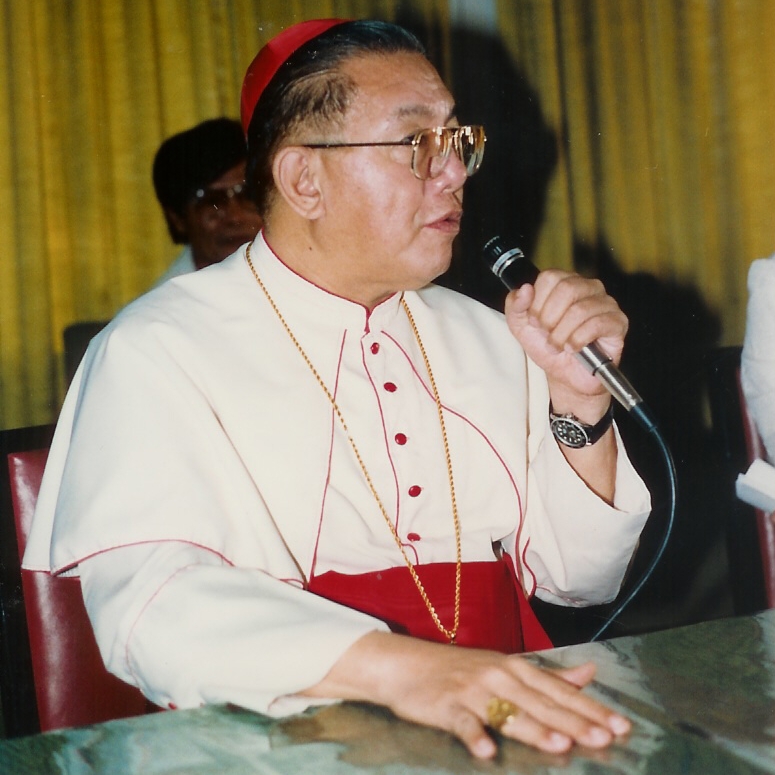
left=394, top=104, right=457, bottom=123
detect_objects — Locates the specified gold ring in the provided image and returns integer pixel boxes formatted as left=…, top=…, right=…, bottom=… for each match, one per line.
left=486, top=697, right=520, bottom=731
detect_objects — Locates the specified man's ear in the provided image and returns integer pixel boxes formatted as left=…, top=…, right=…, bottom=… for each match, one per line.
left=272, top=147, right=325, bottom=220
left=163, top=208, right=189, bottom=243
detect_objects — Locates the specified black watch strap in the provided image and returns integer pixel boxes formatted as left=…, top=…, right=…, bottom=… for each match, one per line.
left=549, top=402, right=614, bottom=448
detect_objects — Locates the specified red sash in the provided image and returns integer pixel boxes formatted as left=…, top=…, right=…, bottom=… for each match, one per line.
left=308, top=557, right=552, bottom=653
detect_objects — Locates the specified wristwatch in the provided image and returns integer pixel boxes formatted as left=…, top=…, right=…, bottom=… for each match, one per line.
left=549, top=403, right=614, bottom=448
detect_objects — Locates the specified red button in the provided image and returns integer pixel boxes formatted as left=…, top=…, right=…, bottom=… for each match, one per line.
left=395, top=433, right=407, bottom=445
left=407, top=532, right=421, bottom=541
left=168, top=702, right=178, bottom=710
left=384, top=382, right=397, bottom=392
left=408, top=485, right=422, bottom=497
left=370, top=343, right=380, bottom=354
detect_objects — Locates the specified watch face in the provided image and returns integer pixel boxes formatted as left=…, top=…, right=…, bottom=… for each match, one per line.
left=550, top=417, right=589, bottom=448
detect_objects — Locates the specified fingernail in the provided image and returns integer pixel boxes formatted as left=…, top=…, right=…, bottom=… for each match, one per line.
left=609, top=715, right=631, bottom=735
left=546, top=732, right=572, bottom=752
left=583, top=726, right=612, bottom=747
left=472, top=737, right=497, bottom=759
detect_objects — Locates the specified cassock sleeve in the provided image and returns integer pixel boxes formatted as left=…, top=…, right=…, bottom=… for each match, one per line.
left=523, top=422, right=651, bottom=606
left=80, top=542, right=388, bottom=716
left=493, top=352, right=651, bottom=607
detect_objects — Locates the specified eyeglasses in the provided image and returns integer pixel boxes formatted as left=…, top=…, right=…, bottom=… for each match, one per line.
left=192, top=183, right=256, bottom=218
left=304, top=125, right=486, bottom=180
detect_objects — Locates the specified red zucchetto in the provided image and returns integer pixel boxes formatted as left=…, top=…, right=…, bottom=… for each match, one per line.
left=240, top=19, right=349, bottom=135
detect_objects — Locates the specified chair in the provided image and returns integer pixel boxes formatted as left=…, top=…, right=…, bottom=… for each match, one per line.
left=705, top=346, right=774, bottom=613
left=0, top=425, right=153, bottom=737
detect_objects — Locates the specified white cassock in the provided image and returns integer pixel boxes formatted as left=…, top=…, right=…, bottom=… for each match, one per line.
left=24, top=232, right=651, bottom=716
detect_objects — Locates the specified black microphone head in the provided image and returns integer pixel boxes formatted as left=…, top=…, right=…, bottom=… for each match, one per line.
left=482, top=236, right=538, bottom=290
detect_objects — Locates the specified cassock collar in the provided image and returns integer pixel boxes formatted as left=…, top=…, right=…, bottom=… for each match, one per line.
left=249, top=232, right=404, bottom=334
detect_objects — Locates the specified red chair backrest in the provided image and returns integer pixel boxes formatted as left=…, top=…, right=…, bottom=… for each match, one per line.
left=736, top=370, right=775, bottom=609
left=8, top=449, right=153, bottom=731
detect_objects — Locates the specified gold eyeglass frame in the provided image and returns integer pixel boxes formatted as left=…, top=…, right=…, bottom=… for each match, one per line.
left=304, top=125, right=486, bottom=180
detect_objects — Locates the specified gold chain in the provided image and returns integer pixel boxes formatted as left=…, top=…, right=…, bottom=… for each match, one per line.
left=245, top=243, right=461, bottom=643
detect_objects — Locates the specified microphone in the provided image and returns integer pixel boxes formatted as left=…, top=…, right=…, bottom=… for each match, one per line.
left=483, top=236, right=657, bottom=432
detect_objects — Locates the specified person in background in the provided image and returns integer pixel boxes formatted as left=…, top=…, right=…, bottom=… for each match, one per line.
left=741, top=253, right=775, bottom=462
left=26, top=20, right=651, bottom=760
left=151, top=117, right=263, bottom=286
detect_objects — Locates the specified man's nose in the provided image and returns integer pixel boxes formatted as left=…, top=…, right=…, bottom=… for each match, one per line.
left=437, top=150, right=468, bottom=191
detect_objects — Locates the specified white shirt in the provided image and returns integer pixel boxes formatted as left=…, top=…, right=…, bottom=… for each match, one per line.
left=742, top=255, right=775, bottom=462
left=152, top=245, right=196, bottom=289
left=25, top=233, right=650, bottom=715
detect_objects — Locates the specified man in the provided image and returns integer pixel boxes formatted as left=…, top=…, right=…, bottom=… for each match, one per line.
left=151, top=117, right=263, bottom=285
left=26, top=20, right=650, bottom=760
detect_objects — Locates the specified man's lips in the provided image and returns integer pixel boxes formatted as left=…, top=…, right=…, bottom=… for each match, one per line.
left=427, top=211, right=462, bottom=231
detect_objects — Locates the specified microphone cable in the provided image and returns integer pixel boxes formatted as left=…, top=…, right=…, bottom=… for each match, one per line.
left=589, top=421, right=676, bottom=641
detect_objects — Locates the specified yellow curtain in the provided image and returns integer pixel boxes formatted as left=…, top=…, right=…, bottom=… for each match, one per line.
left=0, top=0, right=446, bottom=430
left=2, top=0, right=774, bottom=430
left=495, top=0, right=775, bottom=342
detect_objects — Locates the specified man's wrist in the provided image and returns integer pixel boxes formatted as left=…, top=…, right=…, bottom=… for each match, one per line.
left=549, top=401, right=614, bottom=448
left=546, top=382, right=613, bottom=424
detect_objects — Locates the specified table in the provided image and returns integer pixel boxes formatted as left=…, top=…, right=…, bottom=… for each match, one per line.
left=1, top=609, right=773, bottom=774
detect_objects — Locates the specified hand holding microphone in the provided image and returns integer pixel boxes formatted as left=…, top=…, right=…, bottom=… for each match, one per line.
left=483, top=236, right=657, bottom=433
